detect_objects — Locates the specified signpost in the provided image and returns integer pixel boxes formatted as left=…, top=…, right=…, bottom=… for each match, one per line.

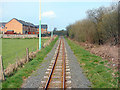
left=39, top=0, right=41, bottom=50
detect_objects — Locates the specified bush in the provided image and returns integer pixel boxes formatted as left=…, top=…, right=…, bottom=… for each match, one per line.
left=66, top=4, right=118, bottom=45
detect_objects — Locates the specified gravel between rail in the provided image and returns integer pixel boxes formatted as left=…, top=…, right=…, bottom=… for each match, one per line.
left=22, top=38, right=91, bottom=88
left=64, top=39, right=91, bottom=88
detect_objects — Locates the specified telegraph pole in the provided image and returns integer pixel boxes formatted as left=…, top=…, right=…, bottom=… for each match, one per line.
left=118, top=1, right=120, bottom=88
left=39, top=0, right=41, bottom=50
left=51, top=31, right=53, bottom=37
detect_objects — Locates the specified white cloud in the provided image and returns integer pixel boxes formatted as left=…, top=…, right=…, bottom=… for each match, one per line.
left=42, top=11, right=56, bottom=18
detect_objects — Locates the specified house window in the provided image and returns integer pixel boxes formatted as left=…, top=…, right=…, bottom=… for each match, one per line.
left=25, top=31, right=28, bottom=34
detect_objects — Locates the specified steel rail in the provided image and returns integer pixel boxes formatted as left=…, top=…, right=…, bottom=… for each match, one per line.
left=44, top=39, right=61, bottom=90
left=62, top=39, right=66, bottom=89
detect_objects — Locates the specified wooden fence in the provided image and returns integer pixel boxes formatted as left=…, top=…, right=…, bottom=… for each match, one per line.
left=0, top=36, right=56, bottom=81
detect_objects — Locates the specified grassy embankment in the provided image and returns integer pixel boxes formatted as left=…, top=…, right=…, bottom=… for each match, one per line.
left=65, top=37, right=118, bottom=88
left=0, top=39, right=1, bottom=55
left=2, top=37, right=58, bottom=88
left=2, top=38, right=49, bottom=69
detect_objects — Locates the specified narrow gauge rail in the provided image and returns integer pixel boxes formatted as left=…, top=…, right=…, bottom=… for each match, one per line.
left=44, top=38, right=66, bottom=89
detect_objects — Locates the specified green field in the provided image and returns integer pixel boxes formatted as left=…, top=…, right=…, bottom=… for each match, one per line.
left=2, top=38, right=49, bottom=69
left=2, top=37, right=58, bottom=88
left=65, top=38, right=118, bottom=88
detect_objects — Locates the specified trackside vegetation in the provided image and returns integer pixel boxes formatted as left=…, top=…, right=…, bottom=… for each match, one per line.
left=66, top=4, right=118, bottom=45
left=65, top=38, right=118, bottom=88
left=2, top=37, right=58, bottom=88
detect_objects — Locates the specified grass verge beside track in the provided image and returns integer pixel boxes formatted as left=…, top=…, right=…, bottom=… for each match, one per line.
left=65, top=37, right=118, bottom=88
left=2, top=37, right=58, bottom=88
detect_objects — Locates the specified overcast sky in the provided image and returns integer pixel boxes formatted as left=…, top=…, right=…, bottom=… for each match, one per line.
left=0, top=0, right=117, bottom=31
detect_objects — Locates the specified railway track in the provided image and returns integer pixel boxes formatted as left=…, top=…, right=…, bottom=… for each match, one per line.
left=40, top=37, right=71, bottom=89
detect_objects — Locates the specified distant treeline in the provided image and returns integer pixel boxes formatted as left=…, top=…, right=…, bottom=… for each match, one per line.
left=66, top=4, right=118, bottom=45
left=53, top=30, right=67, bottom=36
left=41, top=33, right=51, bottom=37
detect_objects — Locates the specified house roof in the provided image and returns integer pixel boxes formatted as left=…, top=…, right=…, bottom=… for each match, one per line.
left=41, top=25, right=47, bottom=29
left=0, top=22, right=7, bottom=27
left=13, top=18, right=37, bottom=27
left=36, top=24, right=48, bottom=29
left=1, top=18, right=48, bottom=28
